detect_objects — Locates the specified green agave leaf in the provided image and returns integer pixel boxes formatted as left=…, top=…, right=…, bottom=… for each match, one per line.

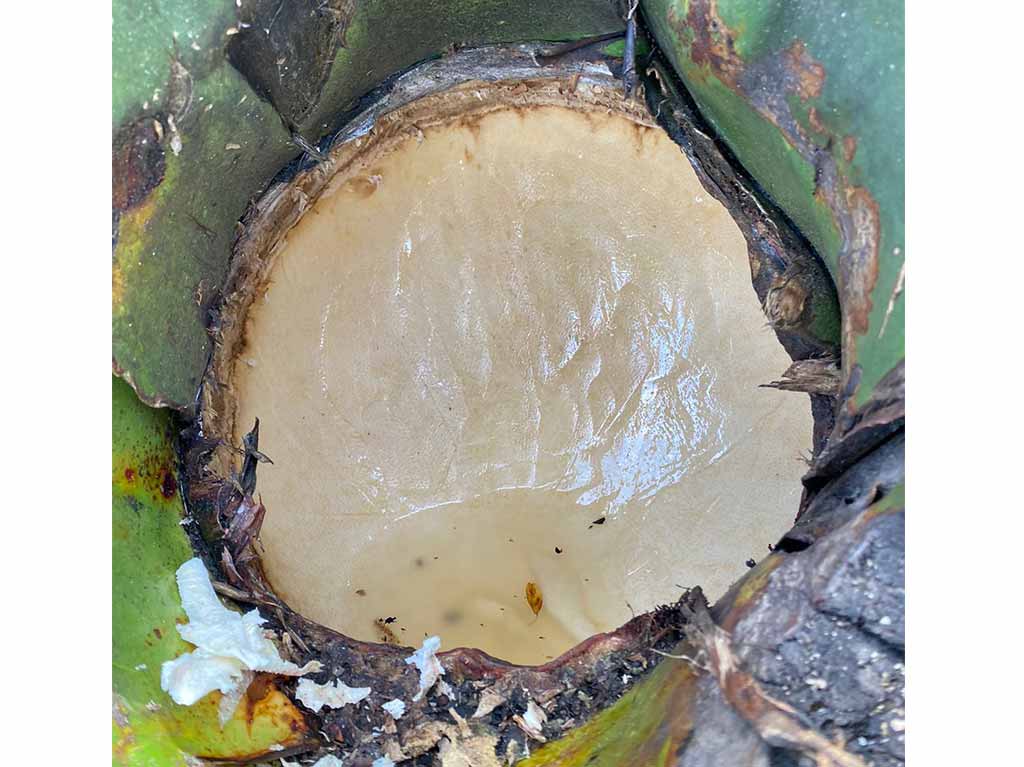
left=113, top=376, right=310, bottom=764
left=523, top=660, right=699, bottom=767
left=113, top=59, right=294, bottom=409
left=112, top=0, right=239, bottom=129
left=113, top=0, right=625, bottom=409
left=643, top=0, right=904, bottom=404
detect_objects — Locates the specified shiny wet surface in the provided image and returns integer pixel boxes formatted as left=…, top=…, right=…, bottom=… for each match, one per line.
left=235, top=105, right=810, bottom=664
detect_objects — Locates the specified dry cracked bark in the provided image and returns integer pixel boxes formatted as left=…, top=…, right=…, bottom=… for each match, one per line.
left=679, top=596, right=867, bottom=767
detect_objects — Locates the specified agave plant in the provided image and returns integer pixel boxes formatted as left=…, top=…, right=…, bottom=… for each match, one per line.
left=113, top=2, right=904, bottom=765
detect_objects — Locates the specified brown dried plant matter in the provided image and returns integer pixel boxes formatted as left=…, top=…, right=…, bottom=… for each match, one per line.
left=525, top=583, right=544, bottom=617
left=679, top=594, right=867, bottom=767
left=762, top=356, right=841, bottom=396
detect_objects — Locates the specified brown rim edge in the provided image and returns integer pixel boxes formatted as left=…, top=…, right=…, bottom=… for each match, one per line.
left=177, top=45, right=845, bottom=765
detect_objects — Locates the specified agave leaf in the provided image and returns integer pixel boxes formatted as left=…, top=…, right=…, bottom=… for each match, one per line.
left=642, top=0, right=904, bottom=406
left=113, top=376, right=311, bottom=763
left=113, top=0, right=626, bottom=409
left=522, top=660, right=700, bottom=766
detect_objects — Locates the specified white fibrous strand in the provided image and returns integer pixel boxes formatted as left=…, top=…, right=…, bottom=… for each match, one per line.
left=295, top=677, right=372, bottom=713
left=405, top=635, right=445, bottom=702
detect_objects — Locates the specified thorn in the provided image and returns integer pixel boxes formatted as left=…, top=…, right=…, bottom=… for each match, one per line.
left=877, top=262, right=905, bottom=339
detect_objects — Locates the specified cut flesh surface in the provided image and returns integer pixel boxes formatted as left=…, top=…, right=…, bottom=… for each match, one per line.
left=232, top=104, right=810, bottom=665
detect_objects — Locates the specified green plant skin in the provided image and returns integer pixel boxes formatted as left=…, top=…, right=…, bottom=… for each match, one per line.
left=113, top=60, right=294, bottom=409
left=113, top=0, right=624, bottom=409
left=643, top=0, right=904, bottom=405
left=113, top=376, right=309, bottom=764
left=522, top=659, right=699, bottom=767
left=112, top=0, right=237, bottom=129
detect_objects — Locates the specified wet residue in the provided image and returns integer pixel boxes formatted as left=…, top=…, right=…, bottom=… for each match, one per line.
left=233, top=104, right=810, bottom=664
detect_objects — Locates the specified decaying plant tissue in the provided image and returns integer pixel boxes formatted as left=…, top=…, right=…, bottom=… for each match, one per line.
left=382, top=698, right=406, bottom=719
left=296, top=677, right=372, bottom=713
left=405, top=635, right=445, bottom=701
left=160, top=558, right=321, bottom=712
left=514, top=700, right=548, bottom=742
left=283, top=755, right=344, bottom=767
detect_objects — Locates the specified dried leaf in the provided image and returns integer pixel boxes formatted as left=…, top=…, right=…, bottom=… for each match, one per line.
left=680, top=593, right=867, bottom=767
left=472, top=687, right=506, bottom=719
left=225, top=494, right=266, bottom=552
left=525, top=582, right=543, bottom=616
left=513, top=700, right=548, bottom=742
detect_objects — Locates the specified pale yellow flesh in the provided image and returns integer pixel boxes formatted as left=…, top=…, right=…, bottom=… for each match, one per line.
left=235, top=106, right=810, bottom=665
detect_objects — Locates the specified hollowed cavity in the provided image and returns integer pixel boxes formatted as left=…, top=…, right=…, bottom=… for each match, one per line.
left=219, top=88, right=809, bottom=666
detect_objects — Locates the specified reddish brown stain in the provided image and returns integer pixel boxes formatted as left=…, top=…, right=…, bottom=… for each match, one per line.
left=244, top=674, right=275, bottom=729
left=681, top=0, right=744, bottom=86
left=457, top=113, right=483, bottom=142
left=843, top=135, right=858, bottom=163
left=160, top=469, right=178, bottom=499
left=153, top=627, right=163, bottom=639
left=346, top=175, right=380, bottom=198
left=784, top=40, right=826, bottom=100
left=631, top=122, right=654, bottom=153
left=839, top=186, right=881, bottom=336
left=674, top=0, right=883, bottom=361
left=112, top=117, right=166, bottom=213
left=117, top=443, right=185, bottom=502
left=807, top=106, right=827, bottom=135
